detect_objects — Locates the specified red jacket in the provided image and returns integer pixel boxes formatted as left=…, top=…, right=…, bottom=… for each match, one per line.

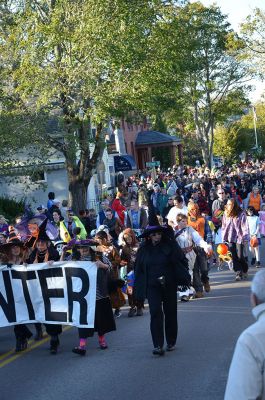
left=111, top=198, right=126, bottom=225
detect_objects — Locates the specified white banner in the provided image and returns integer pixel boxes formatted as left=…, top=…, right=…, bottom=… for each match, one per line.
left=0, top=261, right=97, bottom=328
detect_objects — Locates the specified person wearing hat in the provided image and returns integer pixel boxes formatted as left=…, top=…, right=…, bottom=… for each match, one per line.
left=0, top=226, right=34, bottom=352
left=36, top=205, right=47, bottom=215
left=26, top=219, right=61, bottom=353
left=134, top=200, right=190, bottom=356
left=61, top=239, right=116, bottom=355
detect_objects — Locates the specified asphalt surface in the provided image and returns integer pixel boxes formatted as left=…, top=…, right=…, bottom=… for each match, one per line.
left=0, top=264, right=257, bottom=400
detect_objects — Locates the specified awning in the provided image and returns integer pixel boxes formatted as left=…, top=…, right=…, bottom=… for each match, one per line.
left=114, top=155, right=137, bottom=172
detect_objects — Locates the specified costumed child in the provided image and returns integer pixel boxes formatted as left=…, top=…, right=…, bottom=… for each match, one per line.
left=211, top=209, right=233, bottom=271
left=119, top=228, right=143, bottom=317
left=175, top=213, right=212, bottom=302
left=0, top=227, right=34, bottom=352
left=26, top=218, right=61, bottom=352
left=61, top=239, right=117, bottom=356
left=258, top=203, right=265, bottom=237
left=246, top=206, right=261, bottom=268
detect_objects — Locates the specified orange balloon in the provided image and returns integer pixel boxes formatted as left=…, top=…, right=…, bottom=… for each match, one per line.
left=217, top=243, right=228, bottom=256
left=250, top=237, right=259, bottom=248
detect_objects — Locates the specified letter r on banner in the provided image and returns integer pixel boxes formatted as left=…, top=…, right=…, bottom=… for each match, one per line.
left=65, top=267, right=89, bottom=325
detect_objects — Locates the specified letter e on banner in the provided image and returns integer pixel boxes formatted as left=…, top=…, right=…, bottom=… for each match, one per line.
left=37, top=268, right=67, bottom=322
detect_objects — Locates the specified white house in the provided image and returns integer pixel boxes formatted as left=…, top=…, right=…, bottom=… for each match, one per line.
left=0, top=147, right=113, bottom=212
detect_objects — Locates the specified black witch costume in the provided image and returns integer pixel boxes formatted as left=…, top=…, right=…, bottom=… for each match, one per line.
left=134, top=194, right=190, bottom=355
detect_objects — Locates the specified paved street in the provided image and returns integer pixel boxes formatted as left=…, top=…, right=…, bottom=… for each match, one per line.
left=0, top=264, right=256, bottom=400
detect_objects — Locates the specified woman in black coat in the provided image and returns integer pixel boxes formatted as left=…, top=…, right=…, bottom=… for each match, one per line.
left=134, top=225, right=190, bottom=356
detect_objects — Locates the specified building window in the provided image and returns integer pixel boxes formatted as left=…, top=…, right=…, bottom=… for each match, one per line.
left=30, top=170, right=47, bottom=183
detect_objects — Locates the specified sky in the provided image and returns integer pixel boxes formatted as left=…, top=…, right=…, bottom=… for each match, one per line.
left=191, top=0, right=265, bottom=102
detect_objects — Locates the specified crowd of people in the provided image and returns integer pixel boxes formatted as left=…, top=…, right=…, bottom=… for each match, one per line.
left=0, top=159, right=265, bottom=357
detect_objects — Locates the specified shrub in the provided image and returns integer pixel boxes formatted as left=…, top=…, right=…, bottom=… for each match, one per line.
left=0, top=196, right=26, bottom=224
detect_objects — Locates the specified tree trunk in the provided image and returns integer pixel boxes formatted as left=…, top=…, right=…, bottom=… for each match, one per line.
left=68, top=178, right=89, bottom=213
left=201, top=143, right=211, bottom=168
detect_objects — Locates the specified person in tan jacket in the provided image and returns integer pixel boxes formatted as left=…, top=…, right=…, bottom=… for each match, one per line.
left=225, top=269, right=265, bottom=400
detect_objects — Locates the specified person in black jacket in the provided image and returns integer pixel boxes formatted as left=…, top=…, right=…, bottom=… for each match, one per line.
left=134, top=201, right=190, bottom=356
left=27, top=220, right=61, bottom=354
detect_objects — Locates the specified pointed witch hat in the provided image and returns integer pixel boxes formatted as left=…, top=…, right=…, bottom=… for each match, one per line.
left=0, top=226, right=24, bottom=251
left=138, top=192, right=167, bottom=238
left=36, top=217, right=52, bottom=242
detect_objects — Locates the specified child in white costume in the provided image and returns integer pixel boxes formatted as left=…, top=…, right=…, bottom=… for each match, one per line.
left=258, top=203, right=265, bottom=237
left=246, top=206, right=261, bottom=268
left=174, top=213, right=212, bottom=301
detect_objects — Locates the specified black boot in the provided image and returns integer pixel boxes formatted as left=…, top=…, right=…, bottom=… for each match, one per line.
left=72, top=347, right=86, bottom=356
left=15, top=338, right=28, bottom=352
left=152, top=347, right=165, bottom=356
left=34, top=328, right=43, bottom=341
left=50, top=336, right=59, bottom=355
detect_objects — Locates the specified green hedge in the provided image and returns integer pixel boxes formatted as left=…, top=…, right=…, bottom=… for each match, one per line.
left=0, top=196, right=26, bottom=224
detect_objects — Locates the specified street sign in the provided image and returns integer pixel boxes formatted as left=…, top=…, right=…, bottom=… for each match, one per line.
left=146, top=161, right=160, bottom=168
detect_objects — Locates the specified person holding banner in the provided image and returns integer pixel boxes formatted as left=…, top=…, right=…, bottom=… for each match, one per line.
left=0, top=227, right=34, bottom=352
left=61, top=240, right=116, bottom=356
left=94, top=230, right=125, bottom=318
left=27, top=220, right=61, bottom=354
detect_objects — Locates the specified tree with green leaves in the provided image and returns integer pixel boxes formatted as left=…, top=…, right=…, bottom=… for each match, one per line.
left=241, top=7, right=265, bottom=76
left=213, top=101, right=265, bottom=161
left=0, top=0, right=174, bottom=211
left=136, top=2, right=251, bottom=167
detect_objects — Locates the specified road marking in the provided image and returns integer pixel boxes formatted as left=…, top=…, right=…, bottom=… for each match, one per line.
left=0, top=326, right=72, bottom=369
left=178, top=309, right=250, bottom=315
